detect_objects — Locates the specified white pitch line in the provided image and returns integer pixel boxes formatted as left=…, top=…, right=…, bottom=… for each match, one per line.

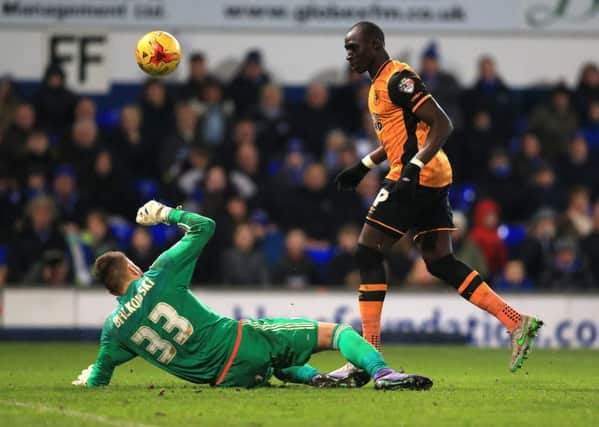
left=0, top=400, right=159, bottom=427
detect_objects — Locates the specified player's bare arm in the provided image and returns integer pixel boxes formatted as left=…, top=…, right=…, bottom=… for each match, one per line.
left=412, top=97, right=454, bottom=165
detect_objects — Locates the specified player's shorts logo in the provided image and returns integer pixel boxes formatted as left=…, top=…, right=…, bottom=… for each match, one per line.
left=398, top=77, right=415, bottom=94
left=373, top=188, right=389, bottom=207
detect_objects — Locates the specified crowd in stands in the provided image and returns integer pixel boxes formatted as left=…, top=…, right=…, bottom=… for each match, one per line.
left=1, top=43, right=599, bottom=291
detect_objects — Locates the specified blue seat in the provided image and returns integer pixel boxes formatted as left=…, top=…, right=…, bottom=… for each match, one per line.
left=97, top=109, right=120, bottom=130
left=449, top=183, right=476, bottom=212
left=133, top=179, right=160, bottom=201
left=109, top=220, right=134, bottom=250
left=305, top=247, right=335, bottom=267
left=149, top=223, right=178, bottom=248
left=0, top=244, right=6, bottom=265
left=497, top=223, right=527, bottom=248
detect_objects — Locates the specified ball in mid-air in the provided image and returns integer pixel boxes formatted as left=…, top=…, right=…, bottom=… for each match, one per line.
left=135, top=31, right=181, bottom=76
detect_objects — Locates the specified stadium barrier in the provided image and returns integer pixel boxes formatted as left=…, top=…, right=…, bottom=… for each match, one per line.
left=1, top=288, right=598, bottom=348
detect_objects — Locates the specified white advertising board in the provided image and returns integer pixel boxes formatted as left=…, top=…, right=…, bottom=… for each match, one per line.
left=0, top=1, right=598, bottom=34
left=2, top=289, right=598, bottom=348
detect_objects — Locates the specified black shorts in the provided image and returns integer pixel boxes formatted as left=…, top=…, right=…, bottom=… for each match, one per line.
left=366, top=180, right=456, bottom=239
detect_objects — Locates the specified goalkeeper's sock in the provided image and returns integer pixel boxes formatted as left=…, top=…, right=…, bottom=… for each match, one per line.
left=332, top=324, right=388, bottom=377
left=358, top=283, right=387, bottom=351
left=276, top=364, right=320, bottom=384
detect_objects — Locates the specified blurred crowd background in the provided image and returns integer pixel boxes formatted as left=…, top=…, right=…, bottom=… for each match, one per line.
left=1, top=42, right=599, bottom=291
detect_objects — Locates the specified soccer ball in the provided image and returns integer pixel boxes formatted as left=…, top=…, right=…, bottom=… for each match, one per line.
left=135, top=31, right=181, bottom=76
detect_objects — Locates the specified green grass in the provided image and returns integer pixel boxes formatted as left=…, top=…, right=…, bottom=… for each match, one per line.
left=0, top=343, right=598, bottom=427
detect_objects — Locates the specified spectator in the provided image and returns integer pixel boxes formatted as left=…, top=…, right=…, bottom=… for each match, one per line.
left=160, top=103, right=203, bottom=184
left=574, top=62, right=599, bottom=118
left=0, top=166, right=21, bottom=242
left=200, top=164, right=232, bottom=219
left=80, top=210, right=118, bottom=258
left=557, top=135, right=598, bottom=194
left=543, top=237, right=594, bottom=290
left=109, top=105, right=153, bottom=178
left=478, top=149, right=521, bottom=220
left=7, top=195, right=67, bottom=282
left=222, top=223, right=269, bottom=286
left=0, top=246, right=7, bottom=287
left=1, top=103, right=36, bottom=172
left=230, top=142, right=263, bottom=202
left=581, top=199, right=599, bottom=284
left=330, top=67, right=369, bottom=134
left=273, top=228, right=319, bottom=287
left=513, top=131, right=545, bottom=183
left=517, top=208, right=557, bottom=285
left=139, top=78, right=174, bottom=150
left=288, top=162, right=336, bottom=243
left=451, top=211, right=489, bottom=280
left=528, top=84, right=578, bottom=160
left=327, top=224, right=360, bottom=287
left=74, top=97, right=97, bottom=123
left=197, top=76, right=231, bottom=147
left=291, top=81, right=336, bottom=156
left=178, top=52, right=211, bottom=101
left=419, top=41, right=462, bottom=130
left=33, top=63, right=76, bottom=136
left=459, top=109, right=504, bottom=181
left=523, top=162, right=566, bottom=216
left=127, top=226, right=160, bottom=270
left=24, top=249, right=71, bottom=286
left=470, top=199, right=508, bottom=277
left=582, top=100, right=599, bottom=150
left=21, top=131, right=56, bottom=181
left=22, top=167, right=47, bottom=202
left=251, top=83, right=291, bottom=159
left=494, top=260, right=534, bottom=292
left=463, top=55, right=514, bottom=137
left=60, top=119, right=101, bottom=185
left=52, top=164, right=89, bottom=225
left=215, top=118, right=257, bottom=168
left=227, top=49, right=270, bottom=116
left=177, top=144, right=211, bottom=202
left=322, top=129, right=350, bottom=174
left=558, top=186, right=593, bottom=238
left=0, top=75, right=19, bottom=132
left=87, top=150, right=133, bottom=217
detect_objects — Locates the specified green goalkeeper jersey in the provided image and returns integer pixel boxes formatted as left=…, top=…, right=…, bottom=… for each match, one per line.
left=87, top=210, right=238, bottom=387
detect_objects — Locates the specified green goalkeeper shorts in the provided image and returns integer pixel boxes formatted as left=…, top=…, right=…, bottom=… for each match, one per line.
left=216, top=318, right=318, bottom=388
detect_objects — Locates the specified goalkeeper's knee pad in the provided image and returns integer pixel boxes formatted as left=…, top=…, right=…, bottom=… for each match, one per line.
left=356, top=244, right=386, bottom=284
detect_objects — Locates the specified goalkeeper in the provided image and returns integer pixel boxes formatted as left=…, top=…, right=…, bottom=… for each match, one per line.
left=73, top=201, right=432, bottom=391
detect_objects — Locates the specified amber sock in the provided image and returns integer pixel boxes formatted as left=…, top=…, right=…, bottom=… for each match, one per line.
left=358, top=284, right=387, bottom=351
left=458, top=271, right=522, bottom=332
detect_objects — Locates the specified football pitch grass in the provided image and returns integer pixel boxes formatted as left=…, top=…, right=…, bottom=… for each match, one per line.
left=0, top=343, right=597, bottom=427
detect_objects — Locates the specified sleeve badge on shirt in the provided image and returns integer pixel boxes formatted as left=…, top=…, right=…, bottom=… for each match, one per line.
left=398, top=77, right=415, bottom=94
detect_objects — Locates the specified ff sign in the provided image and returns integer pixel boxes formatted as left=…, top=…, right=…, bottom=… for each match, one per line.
left=48, top=33, right=109, bottom=93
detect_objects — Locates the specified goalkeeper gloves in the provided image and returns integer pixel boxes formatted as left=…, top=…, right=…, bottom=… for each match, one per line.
left=136, top=200, right=173, bottom=226
left=72, top=364, right=94, bottom=386
left=335, top=161, right=371, bottom=191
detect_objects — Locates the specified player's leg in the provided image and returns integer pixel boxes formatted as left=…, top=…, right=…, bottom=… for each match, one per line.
left=356, top=224, right=398, bottom=351
left=418, top=230, right=543, bottom=371
left=318, top=322, right=433, bottom=390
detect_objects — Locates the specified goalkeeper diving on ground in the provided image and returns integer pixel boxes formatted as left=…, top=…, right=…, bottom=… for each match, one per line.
left=72, top=201, right=432, bottom=391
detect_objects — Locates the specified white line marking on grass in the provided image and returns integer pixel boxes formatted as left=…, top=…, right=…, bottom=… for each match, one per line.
left=0, top=400, right=159, bottom=427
